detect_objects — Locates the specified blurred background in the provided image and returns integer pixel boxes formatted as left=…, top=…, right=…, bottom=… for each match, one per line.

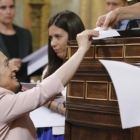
left=12, top=0, right=139, bottom=81
left=13, top=0, right=139, bottom=51
left=13, top=0, right=139, bottom=52
left=14, top=0, right=107, bottom=51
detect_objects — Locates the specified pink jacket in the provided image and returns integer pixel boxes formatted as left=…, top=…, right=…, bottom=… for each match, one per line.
left=0, top=74, right=64, bottom=140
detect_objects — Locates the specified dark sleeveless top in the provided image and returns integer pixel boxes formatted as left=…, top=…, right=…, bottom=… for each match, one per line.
left=0, top=33, right=19, bottom=58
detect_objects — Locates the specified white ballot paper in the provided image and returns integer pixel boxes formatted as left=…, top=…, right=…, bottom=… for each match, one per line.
left=22, top=45, right=48, bottom=63
left=27, top=54, right=48, bottom=75
left=29, top=87, right=66, bottom=129
left=22, top=45, right=48, bottom=75
left=20, top=82, right=37, bottom=89
left=22, top=78, right=66, bottom=129
left=100, top=59, right=140, bottom=129
left=30, top=96, right=65, bottom=128
left=92, top=27, right=120, bottom=40
left=52, top=126, right=65, bottom=135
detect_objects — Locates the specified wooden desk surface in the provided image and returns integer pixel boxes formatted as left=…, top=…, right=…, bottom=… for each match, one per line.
left=65, top=37, right=140, bottom=140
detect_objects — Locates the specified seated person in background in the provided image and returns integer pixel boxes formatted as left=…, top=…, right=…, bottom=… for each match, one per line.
left=96, top=2, right=140, bottom=30
left=106, top=0, right=140, bottom=29
left=0, top=0, right=32, bottom=84
left=0, top=29, right=99, bottom=140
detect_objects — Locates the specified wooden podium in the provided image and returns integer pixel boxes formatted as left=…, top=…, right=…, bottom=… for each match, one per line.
left=65, top=36, right=140, bottom=140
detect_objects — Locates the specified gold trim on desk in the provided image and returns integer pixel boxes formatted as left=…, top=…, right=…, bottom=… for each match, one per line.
left=68, top=46, right=95, bottom=59
left=66, top=46, right=70, bottom=59
left=95, top=44, right=125, bottom=59
left=67, top=80, right=85, bottom=99
left=109, top=82, right=117, bottom=102
left=85, top=81, right=109, bottom=101
left=124, top=44, right=140, bottom=58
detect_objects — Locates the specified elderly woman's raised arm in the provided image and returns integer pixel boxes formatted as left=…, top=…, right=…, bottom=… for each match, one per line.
left=0, top=30, right=99, bottom=125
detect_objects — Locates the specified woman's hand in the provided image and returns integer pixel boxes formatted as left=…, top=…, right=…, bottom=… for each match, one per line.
left=21, top=86, right=29, bottom=92
left=55, top=29, right=99, bottom=86
left=96, top=8, right=123, bottom=30
left=76, top=30, right=99, bottom=52
left=96, top=2, right=140, bottom=30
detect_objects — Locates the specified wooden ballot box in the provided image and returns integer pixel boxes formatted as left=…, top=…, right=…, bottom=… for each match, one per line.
left=65, top=36, right=140, bottom=140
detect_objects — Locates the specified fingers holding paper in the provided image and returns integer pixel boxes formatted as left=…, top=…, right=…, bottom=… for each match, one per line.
left=96, top=15, right=106, bottom=28
left=76, top=29, right=99, bottom=52
left=96, top=2, right=140, bottom=30
left=96, top=10, right=120, bottom=30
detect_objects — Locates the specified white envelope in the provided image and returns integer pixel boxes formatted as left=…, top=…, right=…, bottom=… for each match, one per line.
left=92, top=27, right=120, bottom=40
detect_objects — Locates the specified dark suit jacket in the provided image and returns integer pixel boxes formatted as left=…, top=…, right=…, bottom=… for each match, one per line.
left=115, top=19, right=140, bottom=29
left=0, top=24, right=32, bottom=83
left=126, top=19, right=140, bottom=29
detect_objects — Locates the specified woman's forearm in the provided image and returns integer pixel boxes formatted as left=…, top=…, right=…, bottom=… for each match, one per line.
left=46, top=101, right=66, bottom=116
left=55, top=48, right=85, bottom=86
left=55, top=30, right=99, bottom=86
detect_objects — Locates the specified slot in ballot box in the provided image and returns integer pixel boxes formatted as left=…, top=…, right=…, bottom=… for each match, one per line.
left=65, top=29, right=140, bottom=140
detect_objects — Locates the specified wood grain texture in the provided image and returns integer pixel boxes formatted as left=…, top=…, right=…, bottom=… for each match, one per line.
left=65, top=36, right=140, bottom=140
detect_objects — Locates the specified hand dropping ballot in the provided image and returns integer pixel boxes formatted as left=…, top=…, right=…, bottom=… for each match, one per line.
left=92, top=27, right=120, bottom=40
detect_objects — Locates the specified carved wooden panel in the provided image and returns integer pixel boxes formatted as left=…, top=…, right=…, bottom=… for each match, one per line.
left=67, top=110, right=121, bottom=127
left=65, top=47, right=69, bottom=59
left=66, top=37, right=140, bottom=140
left=95, top=45, right=124, bottom=58
left=69, top=46, right=94, bottom=59
left=67, top=81, right=85, bottom=98
left=109, top=83, right=117, bottom=101
left=125, top=44, right=140, bottom=58
left=86, top=81, right=108, bottom=100
left=69, top=124, right=131, bottom=140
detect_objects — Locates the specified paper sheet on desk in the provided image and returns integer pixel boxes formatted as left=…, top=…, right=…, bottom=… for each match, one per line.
left=100, top=59, right=140, bottom=129
left=21, top=82, right=37, bottom=89
left=22, top=45, right=48, bottom=75
left=52, top=126, right=65, bottom=135
left=22, top=45, right=48, bottom=63
left=30, top=96, right=65, bottom=128
left=30, top=87, right=66, bottom=128
left=92, top=27, right=120, bottom=40
left=27, top=54, right=48, bottom=75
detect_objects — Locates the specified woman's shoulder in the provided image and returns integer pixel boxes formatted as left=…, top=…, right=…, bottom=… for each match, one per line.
left=0, top=87, right=14, bottom=99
